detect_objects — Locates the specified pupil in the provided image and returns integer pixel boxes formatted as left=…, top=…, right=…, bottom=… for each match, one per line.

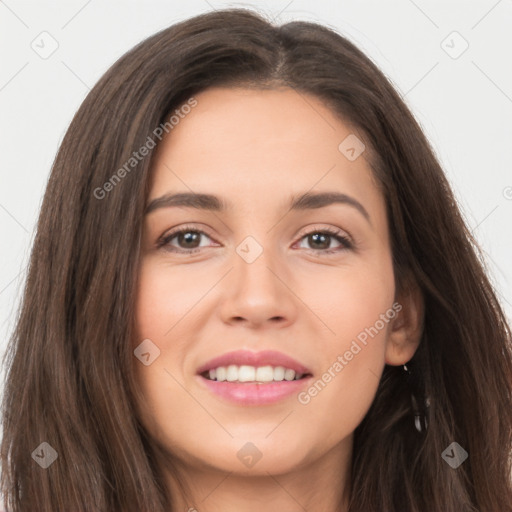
left=180, top=232, right=200, bottom=248
left=310, top=233, right=329, bottom=249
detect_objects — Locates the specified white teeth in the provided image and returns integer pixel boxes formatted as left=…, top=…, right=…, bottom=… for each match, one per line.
left=216, top=367, right=227, bottom=382
left=204, top=365, right=306, bottom=382
left=284, top=368, right=296, bottom=381
left=238, top=365, right=256, bottom=382
left=255, top=366, right=274, bottom=382
left=226, top=365, right=238, bottom=382
left=273, top=366, right=285, bottom=381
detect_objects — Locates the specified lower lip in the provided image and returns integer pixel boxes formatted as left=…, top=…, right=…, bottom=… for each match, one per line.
left=196, top=375, right=313, bottom=405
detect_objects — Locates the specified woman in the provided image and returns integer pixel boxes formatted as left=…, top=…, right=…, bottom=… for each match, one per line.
left=1, top=8, right=511, bottom=512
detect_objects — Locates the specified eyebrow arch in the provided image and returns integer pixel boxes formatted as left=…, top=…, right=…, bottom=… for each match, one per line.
left=144, top=191, right=371, bottom=224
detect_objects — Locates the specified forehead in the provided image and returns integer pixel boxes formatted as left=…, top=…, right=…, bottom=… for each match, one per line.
left=148, top=86, right=383, bottom=220
left=158, top=86, right=354, bottom=162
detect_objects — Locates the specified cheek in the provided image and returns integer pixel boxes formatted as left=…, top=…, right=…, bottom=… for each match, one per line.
left=134, top=261, right=179, bottom=343
left=297, top=252, right=395, bottom=345
left=132, top=261, right=190, bottom=423
left=133, top=258, right=211, bottom=347
left=132, top=259, right=227, bottom=435
left=293, top=257, right=395, bottom=435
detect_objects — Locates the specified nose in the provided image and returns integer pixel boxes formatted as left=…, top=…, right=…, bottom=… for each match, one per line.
left=219, top=244, right=298, bottom=329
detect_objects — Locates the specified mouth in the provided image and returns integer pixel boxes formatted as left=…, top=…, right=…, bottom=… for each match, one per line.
left=195, top=350, right=313, bottom=405
left=200, top=365, right=312, bottom=383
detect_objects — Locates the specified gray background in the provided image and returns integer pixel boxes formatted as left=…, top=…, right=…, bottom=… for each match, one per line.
left=1, top=0, right=511, bottom=460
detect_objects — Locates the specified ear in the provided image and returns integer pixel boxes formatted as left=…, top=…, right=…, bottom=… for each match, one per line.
left=385, top=279, right=424, bottom=366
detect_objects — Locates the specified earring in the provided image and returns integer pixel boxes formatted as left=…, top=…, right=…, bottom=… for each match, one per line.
left=403, top=363, right=430, bottom=433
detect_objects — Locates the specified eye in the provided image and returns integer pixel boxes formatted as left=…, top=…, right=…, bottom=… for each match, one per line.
left=156, top=225, right=216, bottom=254
left=156, top=225, right=353, bottom=255
left=295, top=227, right=353, bottom=255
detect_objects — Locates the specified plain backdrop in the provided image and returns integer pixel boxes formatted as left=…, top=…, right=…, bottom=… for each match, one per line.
left=0, top=0, right=511, bottom=431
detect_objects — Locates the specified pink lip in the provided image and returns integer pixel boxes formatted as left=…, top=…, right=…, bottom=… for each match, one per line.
left=197, top=376, right=313, bottom=406
left=196, top=349, right=312, bottom=375
left=195, top=350, right=313, bottom=406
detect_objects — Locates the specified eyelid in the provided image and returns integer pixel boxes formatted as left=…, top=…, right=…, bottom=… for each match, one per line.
left=294, top=223, right=353, bottom=244
left=156, top=223, right=217, bottom=248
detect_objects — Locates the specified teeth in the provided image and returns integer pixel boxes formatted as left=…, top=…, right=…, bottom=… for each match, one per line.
left=238, top=365, right=255, bottom=382
left=205, top=365, right=305, bottom=382
left=226, top=365, right=239, bottom=382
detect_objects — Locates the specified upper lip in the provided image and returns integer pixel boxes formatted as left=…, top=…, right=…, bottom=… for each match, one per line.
left=196, top=350, right=312, bottom=375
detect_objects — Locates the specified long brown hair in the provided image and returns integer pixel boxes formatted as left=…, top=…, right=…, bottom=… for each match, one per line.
left=2, top=8, right=511, bottom=511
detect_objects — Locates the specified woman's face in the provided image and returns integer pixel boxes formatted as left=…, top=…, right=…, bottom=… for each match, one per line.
left=133, top=86, right=417, bottom=478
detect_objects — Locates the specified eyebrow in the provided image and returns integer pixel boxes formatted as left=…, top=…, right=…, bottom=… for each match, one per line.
left=144, top=191, right=371, bottom=224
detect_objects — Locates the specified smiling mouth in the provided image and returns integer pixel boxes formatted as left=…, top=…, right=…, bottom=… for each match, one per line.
left=200, top=365, right=313, bottom=383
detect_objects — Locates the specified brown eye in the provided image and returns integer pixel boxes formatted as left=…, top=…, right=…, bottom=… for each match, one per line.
left=173, top=231, right=202, bottom=249
left=296, top=228, right=352, bottom=255
left=156, top=225, right=353, bottom=255
left=307, top=233, right=331, bottom=250
left=157, top=227, right=214, bottom=253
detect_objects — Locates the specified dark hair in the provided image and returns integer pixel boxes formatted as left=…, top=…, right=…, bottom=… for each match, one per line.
left=2, top=7, right=511, bottom=511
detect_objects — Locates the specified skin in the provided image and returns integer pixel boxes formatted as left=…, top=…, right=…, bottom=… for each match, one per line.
left=133, top=86, right=423, bottom=512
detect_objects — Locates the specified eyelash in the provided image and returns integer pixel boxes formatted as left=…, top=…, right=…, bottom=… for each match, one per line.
left=156, top=224, right=353, bottom=256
